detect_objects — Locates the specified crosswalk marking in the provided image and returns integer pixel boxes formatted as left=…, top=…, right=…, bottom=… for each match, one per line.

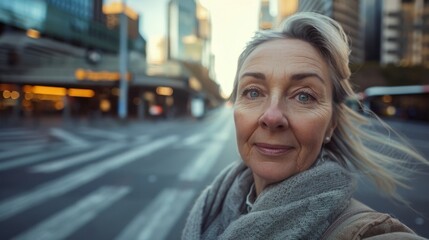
left=49, top=128, right=89, bottom=146
left=0, top=146, right=88, bottom=171
left=12, top=186, right=130, bottom=240
left=179, top=120, right=232, bottom=182
left=181, top=133, right=205, bottom=146
left=115, top=188, right=195, bottom=240
left=0, top=135, right=178, bottom=221
left=0, top=129, right=38, bottom=138
left=179, top=142, right=224, bottom=182
left=0, top=140, right=49, bottom=151
left=0, top=145, right=49, bottom=160
left=0, top=107, right=236, bottom=239
left=30, top=143, right=127, bottom=173
left=134, top=135, right=151, bottom=143
left=78, top=127, right=128, bottom=140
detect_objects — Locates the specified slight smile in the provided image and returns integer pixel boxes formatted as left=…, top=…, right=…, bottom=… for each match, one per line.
left=254, top=143, right=294, bottom=156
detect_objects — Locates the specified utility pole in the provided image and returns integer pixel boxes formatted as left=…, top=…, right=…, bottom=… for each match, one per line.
left=118, top=0, right=129, bottom=119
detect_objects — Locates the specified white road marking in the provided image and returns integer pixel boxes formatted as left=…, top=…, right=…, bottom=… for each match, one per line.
left=179, top=120, right=232, bottom=182
left=0, top=140, right=49, bottom=152
left=0, top=129, right=37, bottom=137
left=0, top=146, right=88, bottom=171
left=134, top=135, right=151, bottom=143
left=175, top=107, right=233, bottom=149
left=79, top=127, right=128, bottom=140
left=181, top=133, right=205, bottom=146
left=30, top=143, right=126, bottom=173
left=179, top=143, right=224, bottom=182
left=12, top=186, right=130, bottom=240
left=115, top=188, right=195, bottom=240
left=0, top=145, right=47, bottom=160
left=0, top=135, right=178, bottom=221
left=49, top=128, right=89, bottom=146
left=214, top=121, right=235, bottom=141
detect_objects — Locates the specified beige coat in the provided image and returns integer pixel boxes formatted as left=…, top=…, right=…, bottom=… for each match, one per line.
left=323, top=199, right=427, bottom=240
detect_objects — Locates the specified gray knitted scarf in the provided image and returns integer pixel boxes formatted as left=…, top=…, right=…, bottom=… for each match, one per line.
left=182, top=159, right=355, bottom=240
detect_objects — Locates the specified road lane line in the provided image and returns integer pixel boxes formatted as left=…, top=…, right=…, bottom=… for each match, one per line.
left=0, top=145, right=48, bottom=160
left=134, top=135, right=151, bottom=143
left=79, top=127, right=128, bottom=140
left=181, top=133, right=205, bottom=146
left=179, top=121, right=232, bottom=182
left=29, top=143, right=127, bottom=173
left=213, top=124, right=233, bottom=141
left=115, top=188, right=195, bottom=240
left=0, top=129, right=38, bottom=137
left=12, top=186, right=130, bottom=240
left=0, top=146, right=88, bottom=171
left=0, top=135, right=178, bottom=221
left=49, top=128, right=89, bottom=146
left=178, top=143, right=224, bottom=182
left=174, top=107, right=232, bottom=149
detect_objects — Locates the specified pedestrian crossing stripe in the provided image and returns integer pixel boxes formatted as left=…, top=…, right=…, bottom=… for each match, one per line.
left=0, top=135, right=178, bottom=221
left=115, top=188, right=195, bottom=240
left=12, top=186, right=130, bottom=240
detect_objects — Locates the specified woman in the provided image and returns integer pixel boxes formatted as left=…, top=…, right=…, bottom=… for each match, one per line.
left=182, top=12, right=428, bottom=239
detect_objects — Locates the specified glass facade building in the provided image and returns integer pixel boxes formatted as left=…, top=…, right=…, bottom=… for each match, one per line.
left=299, top=0, right=364, bottom=64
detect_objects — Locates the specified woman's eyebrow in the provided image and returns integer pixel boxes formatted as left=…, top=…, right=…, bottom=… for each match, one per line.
left=240, top=72, right=326, bottom=84
left=240, top=72, right=266, bottom=80
left=291, top=73, right=326, bottom=84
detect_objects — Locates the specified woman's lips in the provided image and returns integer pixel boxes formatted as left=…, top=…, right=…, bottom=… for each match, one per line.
left=254, top=143, right=293, bottom=156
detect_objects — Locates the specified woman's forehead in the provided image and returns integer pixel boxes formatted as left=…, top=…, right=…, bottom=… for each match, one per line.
left=240, top=39, right=329, bottom=81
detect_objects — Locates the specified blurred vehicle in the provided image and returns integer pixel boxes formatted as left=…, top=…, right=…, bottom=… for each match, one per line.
left=362, top=85, right=429, bottom=122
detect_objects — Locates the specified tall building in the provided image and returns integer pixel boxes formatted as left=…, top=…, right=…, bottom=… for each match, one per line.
left=167, top=0, right=220, bottom=108
left=93, top=0, right=105, bottom=23
left=276, top=0, right=299, bottom=26
left=381, top=0, right=429, bottom=67
left=260, top=0, right=274, bottom=29
left=103, top=2, right=140, bottom=40
left=196, top=1, right=213, bottom=71
left=168, top=0, right=199, bottom=62
left=259, top=0, right=363, bottom=63
left=166, top=0, right=215, bottom=79
left=424, top=0, right=429, bottom=66
left=298, top=0, right=364, bottom=64
left=0, top=0, right=148, bottom=118
left=362, top=0, right=382, bottom=62
left=47, top=0, right=93, bottom=20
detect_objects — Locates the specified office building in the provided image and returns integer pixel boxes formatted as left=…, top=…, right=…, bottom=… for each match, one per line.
left=298, top=0, right=364, bottom=63
left=381, top=0, right=429, bottom=67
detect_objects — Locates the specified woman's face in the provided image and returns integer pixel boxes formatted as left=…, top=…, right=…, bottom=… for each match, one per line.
left=234, top=39, right=336, bottom=194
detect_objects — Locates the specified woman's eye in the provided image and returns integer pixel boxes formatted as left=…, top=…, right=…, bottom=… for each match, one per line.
left=243, top=89, right=261, bottom=99
left=296, top=92, right=314, bottom=103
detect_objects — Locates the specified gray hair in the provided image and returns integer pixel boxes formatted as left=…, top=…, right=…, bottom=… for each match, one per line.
left=231, top=12, right=427, bottom=201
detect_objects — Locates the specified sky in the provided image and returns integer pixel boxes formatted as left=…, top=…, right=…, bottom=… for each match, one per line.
left=106, top=0, right=260, bottom=97
left=201, top=0, right=260, bottom=96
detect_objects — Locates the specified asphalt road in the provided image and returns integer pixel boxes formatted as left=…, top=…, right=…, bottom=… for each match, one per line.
left=354, top=119, right=429, bottom=238
left=0, top=106, right=428, bottom=239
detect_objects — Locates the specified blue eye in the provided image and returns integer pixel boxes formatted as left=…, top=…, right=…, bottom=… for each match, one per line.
left=296, top=92, right=314, bottom=103
left=243, top=88, right=261, bottom=99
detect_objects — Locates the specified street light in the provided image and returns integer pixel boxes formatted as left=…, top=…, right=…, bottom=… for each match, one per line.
left=118, top=0, right=129, bottom=119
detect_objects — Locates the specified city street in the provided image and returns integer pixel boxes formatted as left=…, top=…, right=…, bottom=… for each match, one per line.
left=0, top=105, right=428, bottom=239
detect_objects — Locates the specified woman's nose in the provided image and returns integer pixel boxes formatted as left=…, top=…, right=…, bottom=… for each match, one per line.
left=258, top=103, right=288, bottom=130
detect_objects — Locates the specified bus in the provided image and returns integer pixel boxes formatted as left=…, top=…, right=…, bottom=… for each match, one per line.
left=361, top=85, right=429, bottom=122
